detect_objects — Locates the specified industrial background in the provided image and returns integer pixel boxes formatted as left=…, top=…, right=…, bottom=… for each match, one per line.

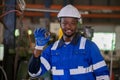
left=0, top=0, right=120, bottom=80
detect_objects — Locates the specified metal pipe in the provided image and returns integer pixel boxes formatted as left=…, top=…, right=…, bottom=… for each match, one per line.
left=25, top=8, right=59, bottom=13
left=110, top=52, right=113, bottom=80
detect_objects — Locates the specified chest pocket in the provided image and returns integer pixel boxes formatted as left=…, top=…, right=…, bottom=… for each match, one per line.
left=71, top=49, right=90, bottom=67
left=51, top=50, right=61, bottom=66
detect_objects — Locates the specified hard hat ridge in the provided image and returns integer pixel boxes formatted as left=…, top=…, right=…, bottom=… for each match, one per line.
left=57, top=4, right=81, bottom=18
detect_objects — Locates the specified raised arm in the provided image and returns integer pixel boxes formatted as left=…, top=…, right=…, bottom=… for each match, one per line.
left=28, top=28, right=50, bottom=78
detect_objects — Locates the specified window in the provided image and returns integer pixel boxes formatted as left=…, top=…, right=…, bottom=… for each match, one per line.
left=92, top=33, right=116, bottom=50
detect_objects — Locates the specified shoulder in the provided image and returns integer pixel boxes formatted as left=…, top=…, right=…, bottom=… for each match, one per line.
left=81, top=36, right=97, bottom=47
left=51, top=40, right=60, bottom=50
left=79, top=36, right=99, bottom=50
left=44, top=39, right=60, bottom=50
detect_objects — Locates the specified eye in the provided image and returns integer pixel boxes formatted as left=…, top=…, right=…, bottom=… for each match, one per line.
left=61, top=22, right=67, bottom=26
left=71, top=22, right=77, bottom=25
left=61, top=22, right=77, bottom=26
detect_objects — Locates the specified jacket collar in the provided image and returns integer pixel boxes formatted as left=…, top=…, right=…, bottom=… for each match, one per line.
left=57, top=33, right=81, bottom=48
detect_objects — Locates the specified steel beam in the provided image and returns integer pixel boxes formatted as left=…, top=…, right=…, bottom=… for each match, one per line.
left=22, top=11, right=120, bottom=19
left=22, top=4, right=120, bottom=18
left=26, top=4, right=120, bottom=11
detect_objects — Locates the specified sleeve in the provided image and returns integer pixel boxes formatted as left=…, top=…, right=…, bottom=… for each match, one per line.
left=87, top=40, right=110, bottom=80
left=28, top=55, right=41, bottom=78
left=28, top=45, right=52, bottom=78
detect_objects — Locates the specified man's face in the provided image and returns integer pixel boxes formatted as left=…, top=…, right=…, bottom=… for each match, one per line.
left=60, top=17, right=78, bottom=38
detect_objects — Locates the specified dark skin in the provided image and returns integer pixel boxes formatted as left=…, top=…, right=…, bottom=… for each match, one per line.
left=33, top=17, right=78, bottom=58
left=60, top=17, right=78, bottom=42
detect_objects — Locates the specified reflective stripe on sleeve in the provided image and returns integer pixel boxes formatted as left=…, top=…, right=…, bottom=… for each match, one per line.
left=79, top=37, right=86, bottom=49
left=96, top=75, right=110, bottom=80
left=51, top=67, right=64, bottom=75
left=70, top=66, right=93, bottom=75
left=93, top=60, right=106, bottom=70
left=40, top=57, right=51, bottom=70
left=28, top=67, right=42, bottom=77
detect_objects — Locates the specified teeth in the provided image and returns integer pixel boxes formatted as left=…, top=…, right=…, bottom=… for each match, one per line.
left=66, top=30, right=71, bottom=32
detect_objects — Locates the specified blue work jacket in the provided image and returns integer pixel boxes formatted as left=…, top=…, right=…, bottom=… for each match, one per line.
left=28, top=33, right=110, bottom=80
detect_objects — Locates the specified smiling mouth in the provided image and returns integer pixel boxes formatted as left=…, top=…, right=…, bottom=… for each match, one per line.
left=66, top=30, right=71, bottom=32
left=66, top=30, right=73, bottom=33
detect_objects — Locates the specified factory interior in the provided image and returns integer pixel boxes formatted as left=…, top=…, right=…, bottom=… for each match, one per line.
left=0, top=0, right=120, bottom=80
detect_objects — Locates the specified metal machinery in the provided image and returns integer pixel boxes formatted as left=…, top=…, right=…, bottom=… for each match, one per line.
left=0, top=0, right=120, bottom=80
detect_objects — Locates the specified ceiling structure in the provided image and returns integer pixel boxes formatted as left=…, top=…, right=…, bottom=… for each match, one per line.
left=0, top=0, right=120, bottom=25
left=23, top=0, right=120, bottom=25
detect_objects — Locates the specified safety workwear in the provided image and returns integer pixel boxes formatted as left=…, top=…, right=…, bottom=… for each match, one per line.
left=28, top=33, right=110, bottom=80
left=34, top=28, right=50, bottom=46
left=57, top=4, right=81, bottom=18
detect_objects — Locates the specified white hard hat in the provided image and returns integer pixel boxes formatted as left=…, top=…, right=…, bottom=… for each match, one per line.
left=57, top=4, right=81, bottom=18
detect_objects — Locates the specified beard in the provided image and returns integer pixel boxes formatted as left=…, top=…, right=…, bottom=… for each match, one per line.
left=64, top=31, right=76, bottom=38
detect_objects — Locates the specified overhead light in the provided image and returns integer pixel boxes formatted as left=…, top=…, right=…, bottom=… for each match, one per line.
left=28, top=29, right=32, bottom=35
left=102, top=10, right=112, bottom=13
left=90, top=10, right=112, bottom=13
left=84, top=11, right=89, bottom=14
left=15, top=29, right=20, bottom=37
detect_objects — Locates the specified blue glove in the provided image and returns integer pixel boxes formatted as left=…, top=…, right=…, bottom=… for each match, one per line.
left=34, top=28, right=50, bottom=46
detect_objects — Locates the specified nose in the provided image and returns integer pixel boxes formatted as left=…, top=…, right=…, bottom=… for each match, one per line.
left=65, top=23, right=71, bottom=28
left=66, top=23, right=74, bottom=29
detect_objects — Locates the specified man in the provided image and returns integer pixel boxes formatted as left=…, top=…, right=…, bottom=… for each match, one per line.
left=28, top=4, right=110, bottom=80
